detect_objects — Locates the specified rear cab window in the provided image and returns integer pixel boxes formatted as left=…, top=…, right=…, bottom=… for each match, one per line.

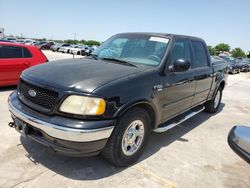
left=191, top=40, right=209, bottom=68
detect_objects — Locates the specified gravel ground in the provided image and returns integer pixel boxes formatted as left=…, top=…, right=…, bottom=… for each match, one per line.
left=0, top=52, right=249, bottom=188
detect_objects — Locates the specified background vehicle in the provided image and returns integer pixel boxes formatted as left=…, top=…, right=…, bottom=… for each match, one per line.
left=35, top=41, right=55, bottom=50
left=0, top=42, right=48, bottom=87
left=70, top=45, right=84, bottom=55
left=70, top=45, right=88, bottom=55
left=15, top=39, right=25, bottom=44
left=0, top=39, right=14, bottom=43
left=84, top=46, right=97, bottom=56
left=50, top=43, right=70, bottom=52
left=237, top=59, right=250, bottom=72
left=62, top=45, right=80, bottom=54
left=228, top=125, right=250, bottom=163
left=24, top=40, right=37, bottom=45
left=58, top=45, right=73, bottom=53
left=223, top=57, right=240, bottom=74
left=68, top=45, right=83, bottom=54
left=8, top=33, right=228, bottom=166
left=80, top=46, right=91, bottom=56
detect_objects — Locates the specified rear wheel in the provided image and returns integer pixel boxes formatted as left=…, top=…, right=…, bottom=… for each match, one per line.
left=205, top=87, right=222, bottom=113
left=102, top=107, right=151, bottom=167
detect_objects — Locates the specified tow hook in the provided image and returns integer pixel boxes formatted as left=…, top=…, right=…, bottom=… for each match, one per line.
left=8, top=122, right=16, bottom=128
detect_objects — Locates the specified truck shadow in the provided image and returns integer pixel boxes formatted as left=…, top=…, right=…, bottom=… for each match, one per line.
left=20, top=103, right=225, bottom=181
left=0, top=86, right=16, bottom=92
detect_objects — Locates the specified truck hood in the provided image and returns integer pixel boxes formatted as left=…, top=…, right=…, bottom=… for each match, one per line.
left=22, top=58, right=148, bottom=93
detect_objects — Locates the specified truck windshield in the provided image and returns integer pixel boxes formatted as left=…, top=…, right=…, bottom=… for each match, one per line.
left=93, top=34, right=169, bottom=66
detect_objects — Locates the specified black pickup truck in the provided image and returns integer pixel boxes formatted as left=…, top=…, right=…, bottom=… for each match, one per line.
left=8, top=33, right=228, bottom=166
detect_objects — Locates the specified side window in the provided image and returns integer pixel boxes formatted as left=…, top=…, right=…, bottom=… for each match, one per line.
left=191, top=41, right=209, bottom=67
left=23, top=47, right=33, bottom=58
left=171, top=39, right=192, bottom=66
left=0, top=46, right=22, bottom=58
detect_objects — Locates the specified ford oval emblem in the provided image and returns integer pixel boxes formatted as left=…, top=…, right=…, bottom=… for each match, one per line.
left=28, top=89, right=37, bottom=97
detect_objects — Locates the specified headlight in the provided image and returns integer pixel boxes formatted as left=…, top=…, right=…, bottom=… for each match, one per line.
left=60, top=95, right=106, bottom=115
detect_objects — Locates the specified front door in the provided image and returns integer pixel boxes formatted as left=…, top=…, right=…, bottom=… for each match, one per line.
left=161, top=39, right=195, bottom=122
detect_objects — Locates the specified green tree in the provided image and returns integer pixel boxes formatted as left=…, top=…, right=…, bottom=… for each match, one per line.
left=214, top=43, right=230, bottom=52
left=64, top=39, right=78, bottom=44
left=84, top=40, right=100, bottom=46
left=207, top=45, right=216, bottom=55
left=79, top=39, right=86, bottom=44
left=231, top=48, right=246, bottom=58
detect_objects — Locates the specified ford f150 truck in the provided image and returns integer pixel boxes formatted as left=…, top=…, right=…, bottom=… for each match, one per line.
left=8, top=33, right=228, bottom=166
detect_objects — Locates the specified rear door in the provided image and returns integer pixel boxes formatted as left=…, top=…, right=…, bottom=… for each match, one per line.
left=161, top=38, right=196, bottom=121
left=0, top=45, right=32, bottom=86
left=191, top=40, right=213, bottom=106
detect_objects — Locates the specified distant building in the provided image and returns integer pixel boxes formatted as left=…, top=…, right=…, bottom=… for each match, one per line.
left=0, top=27, right=4, bottom=38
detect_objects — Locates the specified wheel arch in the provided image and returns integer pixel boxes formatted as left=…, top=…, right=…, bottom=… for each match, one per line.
left=114, top=100, right=158, bottom=129
left=219, top=79, right=226, bottom=90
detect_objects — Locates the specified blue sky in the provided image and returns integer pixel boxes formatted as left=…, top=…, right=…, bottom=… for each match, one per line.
left=1, top=0, right=249, bottom=51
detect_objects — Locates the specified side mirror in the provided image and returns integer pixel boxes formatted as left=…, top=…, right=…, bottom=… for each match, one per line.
left=171, top=59, right=191, bottom=72
left=228, top=125, right=250, bottom=163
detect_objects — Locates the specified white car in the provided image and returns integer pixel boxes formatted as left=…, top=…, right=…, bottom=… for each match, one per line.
left=58, top=45, right=80, bottom=53
left=58, top=45, right=72, bottom=53
left=71, top=45, right=88, bottom=55
left=25, top=41, right=38, bottom=45
left=68, top=45, right=83, bottom=54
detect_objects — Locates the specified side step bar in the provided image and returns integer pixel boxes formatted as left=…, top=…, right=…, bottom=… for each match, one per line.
left=153, top=105, right=205, bottom=133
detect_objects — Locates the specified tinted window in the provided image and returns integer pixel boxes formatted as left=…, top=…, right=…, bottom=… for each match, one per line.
left=23, top=47, right=33, bottom=58
left=171, top=39, right=192, bottom=65
left=0, top=45, right=22, bottom=58
left=191, top=41, right=209, bottom=67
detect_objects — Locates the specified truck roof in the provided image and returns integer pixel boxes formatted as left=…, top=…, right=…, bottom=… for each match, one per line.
left=117, top=32, right=205, bottom=41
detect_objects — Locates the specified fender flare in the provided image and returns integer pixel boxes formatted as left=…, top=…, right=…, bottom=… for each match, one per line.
left=113, top=100, right=158, bottom=128
left=213, top=79, right=226, bottom=98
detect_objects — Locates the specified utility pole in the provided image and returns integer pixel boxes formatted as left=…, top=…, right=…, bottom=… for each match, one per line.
left=73, top=32, right=76, bottom=59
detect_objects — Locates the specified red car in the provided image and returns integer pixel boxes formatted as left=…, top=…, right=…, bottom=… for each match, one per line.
left=0, top=42, right=48, bottom=87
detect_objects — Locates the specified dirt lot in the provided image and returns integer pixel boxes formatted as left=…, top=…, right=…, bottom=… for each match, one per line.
left=0, top=51, right=249, bottom=188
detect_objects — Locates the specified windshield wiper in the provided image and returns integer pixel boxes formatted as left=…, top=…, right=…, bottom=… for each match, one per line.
left=101, top=57, right=137, bottom=67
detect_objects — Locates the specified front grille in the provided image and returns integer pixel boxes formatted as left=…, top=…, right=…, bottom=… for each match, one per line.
left=18, top=80, right=58, bottom=112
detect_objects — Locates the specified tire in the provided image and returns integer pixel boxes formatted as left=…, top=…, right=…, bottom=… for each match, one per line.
left=77, top=51, right=80, bottom=55
left=101, top=107, right=151, bottom=167
left=205, top=86, right=222, bottom=113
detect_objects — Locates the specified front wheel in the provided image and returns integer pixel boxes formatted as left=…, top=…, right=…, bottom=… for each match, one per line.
left=205, top=87, right=222, bottom=113
left=102, top=107, right=151, bottom=167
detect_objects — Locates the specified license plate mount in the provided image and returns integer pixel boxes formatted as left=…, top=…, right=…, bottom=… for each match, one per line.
left=14, top=117, right=27, bottom=137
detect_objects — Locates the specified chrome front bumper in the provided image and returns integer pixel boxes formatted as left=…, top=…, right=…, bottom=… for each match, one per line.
left=8, top=92, right=114, bottom=142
